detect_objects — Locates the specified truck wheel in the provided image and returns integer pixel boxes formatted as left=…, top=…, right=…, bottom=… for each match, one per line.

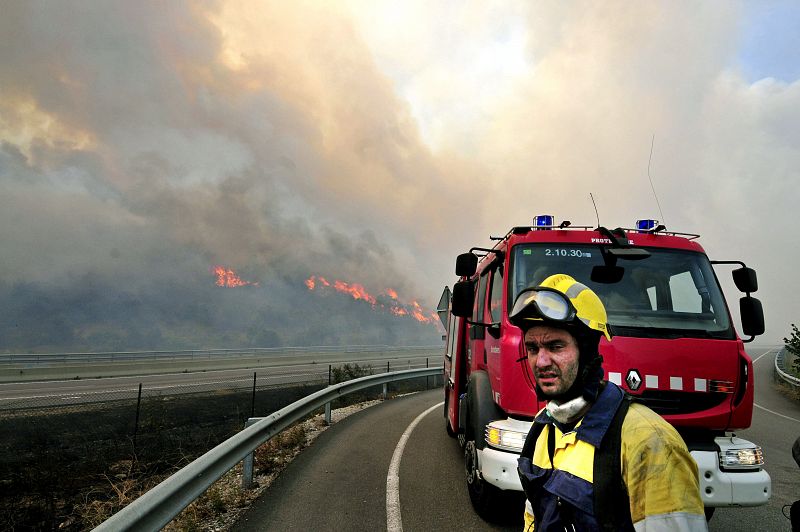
left=464, top=439, right=502, bottom=519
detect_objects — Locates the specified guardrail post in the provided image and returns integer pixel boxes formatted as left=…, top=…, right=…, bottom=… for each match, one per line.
left=241, top=417, right=261, bottom=489
left=325, top=402, right=331, bottom=424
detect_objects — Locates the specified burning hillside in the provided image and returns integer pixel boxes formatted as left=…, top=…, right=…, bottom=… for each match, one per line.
left=305, top=275, right=439, bottom=325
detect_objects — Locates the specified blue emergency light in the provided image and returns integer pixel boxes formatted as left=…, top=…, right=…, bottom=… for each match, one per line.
left=635, top=219, right=658, bottom=232
left=534, top=215, right=554, bottom=228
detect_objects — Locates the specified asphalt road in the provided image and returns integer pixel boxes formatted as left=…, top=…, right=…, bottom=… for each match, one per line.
left=0, top=352, right=436, bottom=409
left=231, top=388, right=518, bottom=531
left=232, top=346, right=800, bottom=531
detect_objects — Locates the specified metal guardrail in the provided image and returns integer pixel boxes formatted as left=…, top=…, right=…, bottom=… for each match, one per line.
left=0, top=345, right=440, bottom=365
left=775, top=348, right=800, bottom=388
left=93, top=366, right=442, bottom=531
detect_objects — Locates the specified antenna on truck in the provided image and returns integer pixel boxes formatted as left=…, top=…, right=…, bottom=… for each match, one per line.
left=647, top=134, right=666, bottom=226
left=590, top=192, right=601, bottom=227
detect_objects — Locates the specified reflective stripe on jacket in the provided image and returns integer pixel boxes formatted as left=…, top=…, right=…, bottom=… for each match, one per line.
left=520, top=382, right=707, bottom=531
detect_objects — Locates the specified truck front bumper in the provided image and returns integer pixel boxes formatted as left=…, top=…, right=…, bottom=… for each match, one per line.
left=477, top=445, right=523, bottom=491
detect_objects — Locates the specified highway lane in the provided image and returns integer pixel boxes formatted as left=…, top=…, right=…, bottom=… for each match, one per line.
left=0, top=353, right=437, bottom=409
left=233, top=345, right=800, bottom=530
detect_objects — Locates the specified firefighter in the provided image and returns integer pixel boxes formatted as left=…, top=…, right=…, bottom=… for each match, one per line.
left=509, top=273, right=707, bottom=531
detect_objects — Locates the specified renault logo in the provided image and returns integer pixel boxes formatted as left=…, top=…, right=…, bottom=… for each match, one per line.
left=626, top=369, right=642, bottom=391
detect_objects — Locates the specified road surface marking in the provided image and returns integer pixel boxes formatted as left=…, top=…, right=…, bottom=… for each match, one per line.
left=753, top=403, right=800, bottom=424
left=751, top=347, right=800, bottom=423
left=386, top=401, right=443, bottom=532
left=752, top=347, right=778, bottom=364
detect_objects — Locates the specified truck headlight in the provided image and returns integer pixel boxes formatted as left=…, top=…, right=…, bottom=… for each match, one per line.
left=719, top=446, right=764, bottom=470
left=485, top=422, right=527, bottom=452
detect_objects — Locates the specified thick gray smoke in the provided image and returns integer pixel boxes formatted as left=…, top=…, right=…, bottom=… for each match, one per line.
left=0, top=2, right=449, bottom=352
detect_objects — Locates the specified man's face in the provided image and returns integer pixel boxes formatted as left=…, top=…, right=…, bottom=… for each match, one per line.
left=524, top=325, right=580, bottom=397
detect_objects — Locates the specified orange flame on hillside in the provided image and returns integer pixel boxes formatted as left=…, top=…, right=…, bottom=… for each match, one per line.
left=333, top=280, right=377, bottom=305
left=305, top=275, right=439, bottom=326
left=213, top=266, right=258, bottom=287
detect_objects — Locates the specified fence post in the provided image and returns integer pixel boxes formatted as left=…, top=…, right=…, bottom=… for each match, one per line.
left=383, top=361, right=390, bottom=399
left=251, top=372, right=257, bottom=418
left=133, top=383, right=143, bottom=453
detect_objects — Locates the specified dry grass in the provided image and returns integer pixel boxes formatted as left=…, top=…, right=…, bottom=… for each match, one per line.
left=73, top=460, right=176, bottom=528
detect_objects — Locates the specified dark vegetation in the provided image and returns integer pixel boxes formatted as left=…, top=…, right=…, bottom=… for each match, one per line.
left=784, top=323, right=800, bottom=376
left=0, top=363, right=435, bottom=530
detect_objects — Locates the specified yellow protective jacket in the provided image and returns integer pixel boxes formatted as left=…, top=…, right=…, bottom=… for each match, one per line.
left=520, top=383, right=707, bottom=531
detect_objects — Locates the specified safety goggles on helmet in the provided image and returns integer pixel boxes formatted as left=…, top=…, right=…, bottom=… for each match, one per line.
left=509, top=287, right=578, bottom=325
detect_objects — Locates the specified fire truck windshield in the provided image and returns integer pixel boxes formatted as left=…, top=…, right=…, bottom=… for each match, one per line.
left=509, top=244, right=734, bottom=339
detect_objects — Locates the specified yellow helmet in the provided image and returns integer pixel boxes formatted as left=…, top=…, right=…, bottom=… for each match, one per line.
left=509, top=273, right=612, bottom=341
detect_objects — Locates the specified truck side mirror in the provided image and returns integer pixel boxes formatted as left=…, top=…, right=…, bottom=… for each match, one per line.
left=451, top=280, right=475, bottom=318
left=456, top=253, right=478, bottom=277
left=739, top=296, right=764, bottom=339
left=732, top=267, right=758, bottom=293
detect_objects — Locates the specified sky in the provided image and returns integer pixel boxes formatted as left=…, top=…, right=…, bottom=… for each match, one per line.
left=0, top=0, right=798, bottom=350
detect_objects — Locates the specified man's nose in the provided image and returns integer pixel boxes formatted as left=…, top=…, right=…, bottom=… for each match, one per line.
left=535, top=349, right=552, bottom=367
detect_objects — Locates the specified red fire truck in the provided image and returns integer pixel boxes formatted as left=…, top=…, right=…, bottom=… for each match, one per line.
left=439, top=216, right=770, bottom=519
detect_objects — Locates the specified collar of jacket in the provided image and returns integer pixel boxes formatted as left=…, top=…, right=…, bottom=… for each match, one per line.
left=533, top=381, right=625, bottom=448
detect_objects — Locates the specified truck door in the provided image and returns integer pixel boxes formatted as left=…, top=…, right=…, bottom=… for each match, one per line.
left=444, top=309, right=464, bottom=432
left=484, top=264, right=504, bottom=404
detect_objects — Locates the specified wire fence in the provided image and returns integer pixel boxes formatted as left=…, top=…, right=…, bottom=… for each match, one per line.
left=0, top=359, right=442, bottom=531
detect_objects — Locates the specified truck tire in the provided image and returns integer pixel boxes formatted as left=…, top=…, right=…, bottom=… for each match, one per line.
left=463, top=371, right=508, bottom=520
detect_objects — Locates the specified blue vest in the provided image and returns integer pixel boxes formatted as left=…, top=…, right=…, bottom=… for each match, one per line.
left=517, top=383, right=632, bottom=531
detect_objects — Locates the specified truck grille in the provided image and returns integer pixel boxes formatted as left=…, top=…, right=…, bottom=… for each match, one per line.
left=632, top=391, right=729, bottom=415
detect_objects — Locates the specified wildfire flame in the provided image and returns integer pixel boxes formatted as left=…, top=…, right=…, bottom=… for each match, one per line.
left=305, top=275, right=439, bottom=325
left=213, top=266, right=258, bottom=287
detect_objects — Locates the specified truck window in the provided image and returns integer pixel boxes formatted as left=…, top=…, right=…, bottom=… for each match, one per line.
left=509, top=244, right=734, bottom=339
left=670, top=271, right=703, bottom=312
left=471, top=272, right=489, bottom=339
left=447, top=313, right=459, bottom=380
left=488, top=266, right=503, bottom=323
